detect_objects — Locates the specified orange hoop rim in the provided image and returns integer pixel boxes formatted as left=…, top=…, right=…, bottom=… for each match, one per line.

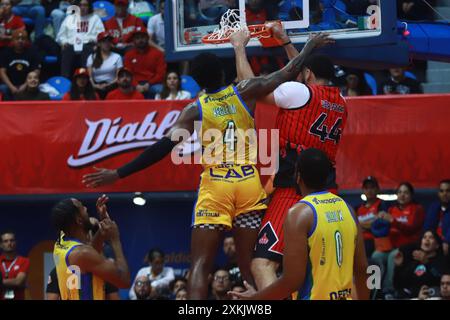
left=201, top=24, right=271, bottom=44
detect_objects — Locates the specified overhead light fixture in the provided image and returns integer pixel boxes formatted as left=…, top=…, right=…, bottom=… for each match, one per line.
left=133, top=192, right=146, bottom=206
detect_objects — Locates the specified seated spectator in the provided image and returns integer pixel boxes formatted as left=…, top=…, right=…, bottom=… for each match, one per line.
left=133, top=275, right=152, bottom=300
left=56, top=0, right=104, bottom=78
left=0, top=0, right=26, bottom=51
left=147, top=0, right=165, bottom=51
left=209, top=268, right=231, bottom=300
left=11, top=0, right=45, bottom=39
left=341, top=69, right=372, bottom=96
left=393, top=230, right=447, bottom=299
left=129, top=248, right=175, bottom=300
left=0, top=29, right=41, bottom=100
left=42, top=0, right=71, bottom=37
left=105, top=67, right=144, bottom=100
left=63, top=67, right=98, bottom=100
left=417, top=272, right=450, bottom=300
left=379, top=67, right=423, bottom=95
left=424, top=179, right=450, bottom=256
left=371, top=182, right=425, bottom=296
left=175, top=287, right=187, bottom=300
left=355, top=176, right=389, bottom=257
left=221, top=235, right=241, bottom=286
left=169, top=276, right=187, bottom=300
left=155, top=70, right=191, bottom=100
left=13, top=70, right=49, bottom=100
left=87, top=31, right=123, bottom=99
left=104, top=0, right=145, bottom=55
left=124, top=26, right=166, bottom=99
left=0, top=230, right=30, bottom=300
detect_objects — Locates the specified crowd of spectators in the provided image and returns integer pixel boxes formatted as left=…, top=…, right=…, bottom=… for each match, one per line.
left=0, top=0, right=439, bottom=102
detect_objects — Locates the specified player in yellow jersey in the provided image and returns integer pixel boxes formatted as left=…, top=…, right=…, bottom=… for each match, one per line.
left=52, top=195, right=130, bottom=300
left=229, top=148, right=369, bottom=300
left=82, top=33, right=332, bottom=299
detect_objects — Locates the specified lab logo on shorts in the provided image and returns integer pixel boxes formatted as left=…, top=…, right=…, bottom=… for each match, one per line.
left=259, top=233, right=269, bottom=245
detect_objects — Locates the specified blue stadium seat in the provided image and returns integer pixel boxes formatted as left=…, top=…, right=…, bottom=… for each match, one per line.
left=93, top=1, right=116, bottom=22
left=364, top=72, right=378, bottom=95
left=181, top=75, right=200, bottom=98
left=44, top=56, right=58, bottom=64
left=46, top=76, right=71, bottom=100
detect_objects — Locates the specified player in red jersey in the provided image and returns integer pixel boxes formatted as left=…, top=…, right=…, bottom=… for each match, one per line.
left=231, top=26, right=347, bottom=290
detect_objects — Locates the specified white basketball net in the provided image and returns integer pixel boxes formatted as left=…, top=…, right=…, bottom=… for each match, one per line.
left=204, top=9, right=270, bottom=42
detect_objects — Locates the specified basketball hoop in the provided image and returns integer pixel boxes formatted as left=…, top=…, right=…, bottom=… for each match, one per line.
left=201, top=9, right=272, bottom=45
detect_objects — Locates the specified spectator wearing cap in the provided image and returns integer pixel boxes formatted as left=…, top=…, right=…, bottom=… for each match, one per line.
left=11, top=0, right=45, bottom=39
left=63, top=67, right=98, bottom=100
left=424, top=179, right=450, bottom=256
left=379, top=67, right=423, bottom=95
left=355, top=176, right=389, bottom=257
left=124, top=26, right=166, bottom=99
left=0, top=29, right=41, bottom=100
left=0, top=0, right=26, bottom=51
left=13, top=70, right=49, bottom=100
left=86, top=31, right=123, bottom=99
left=155, top=70, right=191, bottom=100
left=56, top=0, right=105, bottom=78
left=104, top=0, right=145, bottom=55
left=105, top=67, right=144, bottom=100
left=147, top=0, right=165, bottom=51
left=372, top=181, right=426, bottom=296
left=129, top=248, right=174, bottom=300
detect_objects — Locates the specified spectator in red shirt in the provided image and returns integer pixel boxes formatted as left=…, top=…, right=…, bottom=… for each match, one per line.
left=355, top=176, right=389, bottom=257
left=0, top=231, right=30, bottom=300
left=106, top=67, right=144, bottom=100
left=63, top=67, right=98, bottom=100
left=124, top=26, right=166, bottom=99
left=104, top=0, right=145, bottom=55
left=372, top=182, right=426, bottom=297
left=0, top=0, right=25, bottom=50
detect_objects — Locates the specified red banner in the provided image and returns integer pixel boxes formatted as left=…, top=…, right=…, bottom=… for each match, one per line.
left=0, top=95, right=449, bottom=195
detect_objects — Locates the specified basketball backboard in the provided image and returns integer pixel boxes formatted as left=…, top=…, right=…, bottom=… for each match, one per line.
left=165, top=0, right=409, bottom=69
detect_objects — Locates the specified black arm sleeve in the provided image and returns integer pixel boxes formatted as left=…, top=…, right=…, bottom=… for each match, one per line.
left=46, top=268, right=60, bottom=294
left=116, top=136, right=177, bottom=179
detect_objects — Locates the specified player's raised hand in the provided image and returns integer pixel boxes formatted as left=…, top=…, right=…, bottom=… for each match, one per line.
left=96, top=194, right=111, bottom=221
left=227, top=281, right=256, bottom=300
left=82, top=167, right=119, bottom=188
left=307, top=32, right=335, bottom=48
left=230, top=29, right=251, bottom=48
left=266, top=20, right=290, bottom=44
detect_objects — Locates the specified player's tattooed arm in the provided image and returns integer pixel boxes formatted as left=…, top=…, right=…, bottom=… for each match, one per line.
left=82, top=102, right=200, bottom=186
left=237, top=33, right=334, bottom=103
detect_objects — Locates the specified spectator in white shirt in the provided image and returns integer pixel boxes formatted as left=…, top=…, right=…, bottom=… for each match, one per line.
left=56, top=0, right=105, bottom=78
left=155, top=70, right=191, bottom=100
left=128, top=248, right=175, bottom=300
left=147, top=0, right=165, bottom=51
left=87, top=31, right=123, bottom=99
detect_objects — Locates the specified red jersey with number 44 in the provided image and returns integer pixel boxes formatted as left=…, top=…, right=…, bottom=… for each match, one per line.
left=275, top=83, right=347, bottom=165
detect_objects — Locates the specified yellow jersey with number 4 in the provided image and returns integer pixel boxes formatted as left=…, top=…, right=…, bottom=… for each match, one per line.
left=295, top=191, right=357, bottom=300
left=197, top=85, right=257, bottom=168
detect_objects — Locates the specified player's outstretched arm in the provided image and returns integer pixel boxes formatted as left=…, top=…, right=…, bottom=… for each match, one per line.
left=236, top=33, right=333, bottom=103
left=230, top=30, right=254, bottom=82
left=352, top=222, right=370, bottom=300
left=82, top=102, right=200, bottom=188
left=267, top=21, right=299, bottom=61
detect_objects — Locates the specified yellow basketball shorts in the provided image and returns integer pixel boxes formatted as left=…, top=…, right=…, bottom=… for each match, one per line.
left=192, top=164, right=267, bottom=229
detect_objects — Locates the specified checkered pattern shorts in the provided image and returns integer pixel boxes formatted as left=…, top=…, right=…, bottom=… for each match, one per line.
left=193, top=211, right=264, bottom=231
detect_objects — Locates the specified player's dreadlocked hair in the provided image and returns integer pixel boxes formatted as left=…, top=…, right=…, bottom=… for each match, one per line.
left=51, top=199, right=79, bottom=239
left=190, top=53, right=224, bottom=91
left=295, top=148, right=332, bottom=190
